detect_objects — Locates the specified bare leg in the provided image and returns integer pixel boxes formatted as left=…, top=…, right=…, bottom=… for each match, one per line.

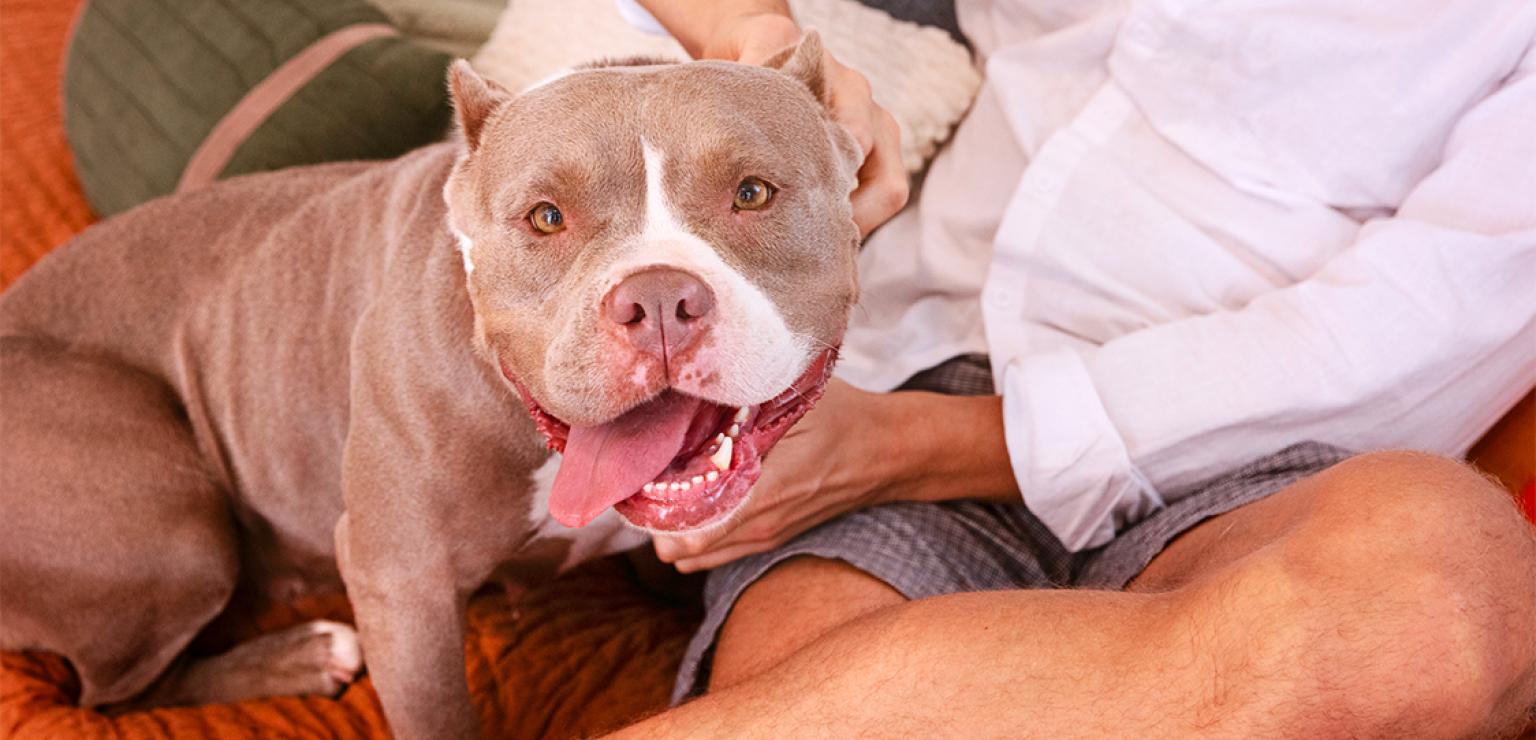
left=710, top=557, right=902, bottom=690
left=622, top=451, right=1536, bottom=737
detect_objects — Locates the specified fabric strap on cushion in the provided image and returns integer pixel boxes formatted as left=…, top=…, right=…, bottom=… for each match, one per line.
left=177, top=23, right=399, bottom=193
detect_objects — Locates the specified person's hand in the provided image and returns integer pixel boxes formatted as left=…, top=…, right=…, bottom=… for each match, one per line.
left=691, top=11, right=910, bottom=236
left=653, top=379, right=897, bottom=572
left=652, top=378, right=1022, bottom=572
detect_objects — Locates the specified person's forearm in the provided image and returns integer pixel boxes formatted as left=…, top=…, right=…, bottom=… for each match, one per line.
left=879, top=391, right=1022, bottom=505
left=634, top=0, right=791, bottom=57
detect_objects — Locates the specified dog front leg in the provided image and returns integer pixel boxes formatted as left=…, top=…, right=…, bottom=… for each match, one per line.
left=337, top=511, right=481, bottom=740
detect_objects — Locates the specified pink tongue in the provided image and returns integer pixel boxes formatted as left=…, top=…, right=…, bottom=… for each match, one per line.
left=547, top=392, right=703, bottom=527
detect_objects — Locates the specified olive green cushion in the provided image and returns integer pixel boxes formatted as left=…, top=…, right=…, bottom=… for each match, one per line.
left=64, top=0, right=453, bottom=217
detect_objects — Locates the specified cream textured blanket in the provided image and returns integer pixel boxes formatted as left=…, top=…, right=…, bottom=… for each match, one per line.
left=470, top=0, right=982, bottom=174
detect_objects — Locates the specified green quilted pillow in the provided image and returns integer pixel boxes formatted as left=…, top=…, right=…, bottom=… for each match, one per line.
left=64, top=0, right=454, bottom=217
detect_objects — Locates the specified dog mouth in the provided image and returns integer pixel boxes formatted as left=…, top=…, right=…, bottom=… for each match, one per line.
left=515, top=348, right=837, bottom=531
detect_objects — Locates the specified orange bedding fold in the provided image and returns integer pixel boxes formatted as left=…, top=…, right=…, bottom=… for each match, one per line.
left=0, top=0, right=95, bottom=289
left=3, top=557, right=700, bottom=739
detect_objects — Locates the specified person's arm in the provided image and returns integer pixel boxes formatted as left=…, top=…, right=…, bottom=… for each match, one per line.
left=656, top=45, right=1536, bottom=569
left=1002, top=45, right=1536, bottom=549
left=633, top=0, right=792, bottom=59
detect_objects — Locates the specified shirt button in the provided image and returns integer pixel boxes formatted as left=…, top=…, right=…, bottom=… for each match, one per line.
left=1023, top=161, right=1067, bottom=199
left=1122, top=19, right=1162, bottom=50
left=1022, top=174, right=1053, bottom=200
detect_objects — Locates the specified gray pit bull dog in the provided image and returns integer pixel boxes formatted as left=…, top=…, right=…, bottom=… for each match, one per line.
left=0, top=34, right=859, bottom=738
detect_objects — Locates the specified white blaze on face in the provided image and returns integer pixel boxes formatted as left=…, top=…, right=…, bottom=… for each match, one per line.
left=595, top=140, right=807, bottom=405
left=452, top=227, right=476, bottom=276
left=526, top=454, right=649, bottom=568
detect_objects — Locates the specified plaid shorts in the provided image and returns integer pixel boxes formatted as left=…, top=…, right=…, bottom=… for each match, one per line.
left=672, top=355, right=1353, bottom=703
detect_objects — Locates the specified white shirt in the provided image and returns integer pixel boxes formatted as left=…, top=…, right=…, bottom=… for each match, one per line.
left=836, top=0, right=1536, bottom=550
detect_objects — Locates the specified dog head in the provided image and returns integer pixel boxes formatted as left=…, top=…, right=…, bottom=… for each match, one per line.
left=443, top=34, right=862, bottom=531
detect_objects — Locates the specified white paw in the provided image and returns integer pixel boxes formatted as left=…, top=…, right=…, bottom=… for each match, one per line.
left=306, top=619, right=364, bottom=685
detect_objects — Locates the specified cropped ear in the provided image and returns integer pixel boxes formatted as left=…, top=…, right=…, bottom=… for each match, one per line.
left=762, top=30, right=827, bottom=105
left=448, top=60, right=512, bottom=151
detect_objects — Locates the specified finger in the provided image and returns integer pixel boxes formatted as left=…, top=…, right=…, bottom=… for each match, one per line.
left=654, top=530, right=714, bottom=562
left=851, top=110, right=909, bottom=236
left=675, top=539, right=780, bottom=573
left=674, top=505, right=832, bottom=572
left=827, top=65, right=876, bottom=157
left=654, top=529, right=729, bottom=561
left=653, top=537, right=682, bottom=563
left=678, top=502, right=791, bottom=559
left=675, top=502, right=827, bottom=571
left=652, top=495, right=788, bottom=562
left=729, top=14, right=802, bottom=64
left=664, top=479, right=849, bottom=570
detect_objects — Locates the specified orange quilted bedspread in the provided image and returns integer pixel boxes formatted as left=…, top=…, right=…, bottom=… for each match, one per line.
left=2, top=556, right=701, bottom=739
left=0, top=0, right=94, bottom=289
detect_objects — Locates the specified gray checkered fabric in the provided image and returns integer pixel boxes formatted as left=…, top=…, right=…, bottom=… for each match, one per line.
left=671, top=355, right=1353, bottom=703
left=896, top=352, right=995, bottom=395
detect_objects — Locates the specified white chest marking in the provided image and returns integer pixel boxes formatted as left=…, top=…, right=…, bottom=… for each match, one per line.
left=452, top=227, right=476, bottom=276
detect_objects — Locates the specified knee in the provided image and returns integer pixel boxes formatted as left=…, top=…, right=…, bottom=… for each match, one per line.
left=1232, top=451, right=1536, bottom=733
left=1308, top=450, right=1532, bottom=570
left=1323, top=449, right=1505, bottom=510
left=1333, top=551, right=1534, bottom=735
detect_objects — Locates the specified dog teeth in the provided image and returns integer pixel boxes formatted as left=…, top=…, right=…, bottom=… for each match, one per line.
left=734, top=406, right=750, bottom=423
left=640, top=430, right=738, bottom=495
left=711, top=436, right=733, bottom=471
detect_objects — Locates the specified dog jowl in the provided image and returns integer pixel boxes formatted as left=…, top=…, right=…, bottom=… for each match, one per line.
left=445, top=35, right=862, bottom=532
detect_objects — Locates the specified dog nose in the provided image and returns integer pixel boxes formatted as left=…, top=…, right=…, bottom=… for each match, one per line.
left=604, top=267, right=716, bottom=359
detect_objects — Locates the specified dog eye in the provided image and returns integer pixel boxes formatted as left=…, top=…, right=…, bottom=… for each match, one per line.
left=732, top=177, right=775, bottom=211
left=528, top=202, right=565, bottom=234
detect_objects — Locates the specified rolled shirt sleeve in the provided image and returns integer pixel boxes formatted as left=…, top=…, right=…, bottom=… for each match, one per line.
left=996, top=43, right=1536, bottom=551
